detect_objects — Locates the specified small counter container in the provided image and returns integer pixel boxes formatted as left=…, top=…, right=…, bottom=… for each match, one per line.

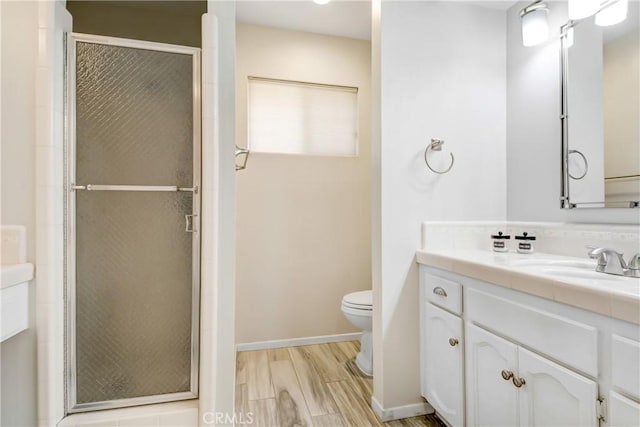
left=515, top=232, right=536, bottom=254
left=491, top=232, right=511, bottom=252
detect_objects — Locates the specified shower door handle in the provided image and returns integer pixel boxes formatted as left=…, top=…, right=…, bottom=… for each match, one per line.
left=185, top=214, right=198, bottom=233
left=71, top=185, right=198, bottom=193
left=235, top=146, right=250, bottom=171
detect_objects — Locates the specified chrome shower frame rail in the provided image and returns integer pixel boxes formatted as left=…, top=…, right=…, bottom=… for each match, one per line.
left=64, top=32, right=202, bottom=414
left=560, top=22, right=572, bottom=209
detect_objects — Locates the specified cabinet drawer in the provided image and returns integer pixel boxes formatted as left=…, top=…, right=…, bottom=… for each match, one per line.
left=421, top=269, right=462, bottom=315
left=466, top=288, right=598, bottom=377
left=612, top=334, right=640, bottom=400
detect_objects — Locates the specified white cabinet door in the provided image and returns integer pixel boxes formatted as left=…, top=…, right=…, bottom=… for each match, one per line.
left=465, top=323, right=519, bottom=427
left=609, top=391, right=640, bottom=427
left=518, top=347, right=598, bottom=427
left=612, top=334, right=640, bottom=400
left=424, top=303, right=464, bottom=427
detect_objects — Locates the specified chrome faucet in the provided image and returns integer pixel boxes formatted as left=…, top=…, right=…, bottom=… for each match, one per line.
left=588, top=247, right=628, bottom=276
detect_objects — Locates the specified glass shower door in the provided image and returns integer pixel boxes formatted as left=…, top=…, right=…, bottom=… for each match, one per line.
left=66, top=34, right=201, bottom=413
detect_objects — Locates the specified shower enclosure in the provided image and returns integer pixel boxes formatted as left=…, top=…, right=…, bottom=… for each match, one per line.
left=65, top=33, right=201, bottom=413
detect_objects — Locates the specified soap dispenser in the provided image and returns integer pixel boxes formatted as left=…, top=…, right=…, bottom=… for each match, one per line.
left=515, top=232, right=536, bottom=254
left=491, top=232, right=511, bottom=252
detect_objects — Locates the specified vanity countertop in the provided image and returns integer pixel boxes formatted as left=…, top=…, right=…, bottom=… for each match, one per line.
left=1, top=263, right=34, bottom=289
left=416, top=249, right=640, bottom=325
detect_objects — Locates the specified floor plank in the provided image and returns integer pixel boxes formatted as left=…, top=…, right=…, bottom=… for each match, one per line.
left=246, top=350, right=275, bottom=400
left=270, top=360, right=314, bottom=427
left=385, top=414, right=445, bottom=427
left=269, top=348, right=291, bottom=362
left=343, top=359, right=374, bottom=402
left=312, top=413, right=346, bottom=427
left=236, top=351, right=248, bottom=385
left=236, top=341, right=445, bottom=427
left=235, top=384, right=250, bottom=426
left=303, top=344, right=350, bottom=382
left=327, top=380, right=383, bottom=427
left=326, top=341, right=360, bottom=364
left=289, top=346, right=338, bottom=416
left=248, top=399, right=279, bottom=427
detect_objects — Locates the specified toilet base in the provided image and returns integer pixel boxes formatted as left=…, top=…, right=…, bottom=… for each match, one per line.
left=354, top=330, right=373, bottom=377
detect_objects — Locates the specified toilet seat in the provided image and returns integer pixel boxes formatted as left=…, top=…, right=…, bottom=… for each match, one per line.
left=342, top=290, right=372, bottom=311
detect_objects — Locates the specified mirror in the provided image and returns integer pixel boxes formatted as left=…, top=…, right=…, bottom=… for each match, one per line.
left=560, top=1, right=639, bottom=208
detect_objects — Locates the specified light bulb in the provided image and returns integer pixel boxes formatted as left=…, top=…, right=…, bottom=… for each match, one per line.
left=568, top=0, right=601, bottom=20
left=596, top=0, right=628, bottom=26
left=313, top=0, right=331, bottom=4
left=522, top=7, right=549, bottom=47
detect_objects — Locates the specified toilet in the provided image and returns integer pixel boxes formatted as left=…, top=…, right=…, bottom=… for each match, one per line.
left=341, top=290, right=373, bottom=376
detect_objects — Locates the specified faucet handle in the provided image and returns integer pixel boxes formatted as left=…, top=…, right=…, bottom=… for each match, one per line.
left=627, top=253, right=640, bottom=278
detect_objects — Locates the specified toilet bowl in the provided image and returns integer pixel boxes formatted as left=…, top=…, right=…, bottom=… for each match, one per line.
left=341, top=290, right=373, bottom=376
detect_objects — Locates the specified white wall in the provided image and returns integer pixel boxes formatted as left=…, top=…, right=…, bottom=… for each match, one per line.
left=0, top=1, right=39, bottom=426
left=201, top=2, right=237, bottom=425
left=506, top=0, right=640, bottom=223
left=235, top=24, right=371, bottom=344
left=374, top=1, right=506, bottom=409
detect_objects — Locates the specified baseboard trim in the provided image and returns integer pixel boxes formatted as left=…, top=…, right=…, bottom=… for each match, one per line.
left=236, top=332, right=362, bottom=352
left=370, top=396, right=435, bottom=422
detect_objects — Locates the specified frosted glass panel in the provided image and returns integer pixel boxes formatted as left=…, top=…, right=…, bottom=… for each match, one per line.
left=248, top=77, right=358, bottom=156
left=76, top=42, right=193, bottom=186
left=76, top=191, right=193, bottom=403
left=71, top=40, right=198, bottom=408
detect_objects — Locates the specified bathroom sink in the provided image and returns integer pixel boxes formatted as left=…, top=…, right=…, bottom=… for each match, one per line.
left=510, top=259, right=596, bottom=270
left=541, top=268, right=624, bottom=282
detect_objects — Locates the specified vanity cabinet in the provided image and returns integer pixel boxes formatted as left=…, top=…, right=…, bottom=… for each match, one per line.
left=465, top=322, right=597, bottom=427
left=609, top=392, right=640, bottom=426
left=465, top=323, right=519, bottom=426
left=517, top=346, right=597, bottom=426
left=419, top=265, right=640, bottom=427
left=422, top=303, right=464, bottom=427
left=610, top=335, right=640, bottom=425
left=420, top=271, right=465, bottom=426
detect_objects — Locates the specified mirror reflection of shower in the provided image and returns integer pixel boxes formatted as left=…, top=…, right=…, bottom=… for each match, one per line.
left=562, top=0, right=639, bottom=207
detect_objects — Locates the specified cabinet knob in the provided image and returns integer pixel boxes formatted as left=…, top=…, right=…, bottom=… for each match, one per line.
left=501, top=370, right=514, bottom=381
left=512, top=377, right=526, bottom=388
left=448, top=338, right=459, bottom=346
left=433, top=287, right=447, bottom=297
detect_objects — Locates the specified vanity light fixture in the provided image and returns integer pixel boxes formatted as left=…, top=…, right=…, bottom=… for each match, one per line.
left=313, top=0, right=331, bottom=4
left=595, top=0, right=629, bottom=26
left=568, top=0, right=601, bottom=20
left=520, top=1, right=550, bottom=47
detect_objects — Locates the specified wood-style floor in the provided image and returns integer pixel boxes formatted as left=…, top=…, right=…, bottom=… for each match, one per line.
left=235, top=341, right=446, bottom=427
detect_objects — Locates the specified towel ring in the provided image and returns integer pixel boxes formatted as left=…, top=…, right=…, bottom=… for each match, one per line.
left=568, top=149, right=588, bottom=180
left=424, top=138, right=454, bottom=174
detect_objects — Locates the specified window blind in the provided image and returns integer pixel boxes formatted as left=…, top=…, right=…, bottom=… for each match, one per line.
left=247, top=77, right=358, bottom=156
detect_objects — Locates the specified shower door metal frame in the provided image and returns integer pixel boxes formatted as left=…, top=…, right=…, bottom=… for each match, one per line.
left=64, top=32, right=202, bottom=414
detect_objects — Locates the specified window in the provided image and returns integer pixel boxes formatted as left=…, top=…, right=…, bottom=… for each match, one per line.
left=247, top=77, right=358, bottom=156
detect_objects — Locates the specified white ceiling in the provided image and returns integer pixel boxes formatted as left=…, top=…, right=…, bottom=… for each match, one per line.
left=235, top=1, right=519, bottom=41
left=236, top=0, right=372, bottom=40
